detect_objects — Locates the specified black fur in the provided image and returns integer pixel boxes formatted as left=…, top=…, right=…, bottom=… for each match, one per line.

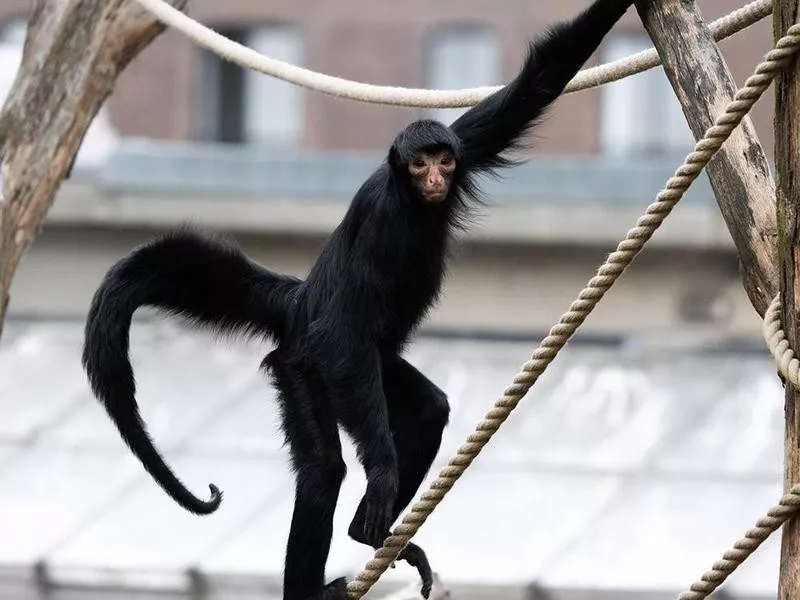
left=82, top=2, right=634, bottom=598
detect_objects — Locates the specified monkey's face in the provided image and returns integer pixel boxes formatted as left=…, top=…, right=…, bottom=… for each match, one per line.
left=408, top=149, right=456, bottom=203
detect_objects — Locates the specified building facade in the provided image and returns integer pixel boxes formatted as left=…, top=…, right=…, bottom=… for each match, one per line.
left=0, top=0, right=779, bottom=341
left=0, top=0, right=778, bottom=155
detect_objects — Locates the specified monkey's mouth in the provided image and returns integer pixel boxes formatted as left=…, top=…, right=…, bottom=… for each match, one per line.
left=424, top=189, right=448, bottom=203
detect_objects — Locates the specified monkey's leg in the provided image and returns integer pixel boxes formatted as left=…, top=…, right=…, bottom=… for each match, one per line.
left=385, top=356, right=450, bottom=515
left=348, top=356, right=450, bottom=598
left=323, top=346, right=399, bottom=549
left=269, top=352, right=348, bottom=600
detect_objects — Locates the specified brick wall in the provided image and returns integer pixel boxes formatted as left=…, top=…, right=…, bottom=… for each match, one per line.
left=0, top=0, right=778, bottom=156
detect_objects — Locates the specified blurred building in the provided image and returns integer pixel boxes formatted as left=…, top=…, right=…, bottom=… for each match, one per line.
left=0, top=1, right=789, bottom=599
left=0, top=0, right=778, bottom=340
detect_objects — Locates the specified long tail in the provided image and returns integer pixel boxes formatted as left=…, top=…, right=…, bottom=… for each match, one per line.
left=82, top=226, right=300, bottom=515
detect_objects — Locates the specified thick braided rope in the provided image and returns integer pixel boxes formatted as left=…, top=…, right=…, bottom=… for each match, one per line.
left=764, top=294, right=800, bottom=386
left=676, top=485, right=800, bottom=599
left=132, top=0, right=771, bottom=107
left=347, top=22, right=800, bottom=600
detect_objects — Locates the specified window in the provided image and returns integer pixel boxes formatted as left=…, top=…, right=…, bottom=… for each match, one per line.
left=198, top=24, right=305, bottom=146
left=424, top=26, right=501, bottom=125
left=599, top=35, right=692, bottom=158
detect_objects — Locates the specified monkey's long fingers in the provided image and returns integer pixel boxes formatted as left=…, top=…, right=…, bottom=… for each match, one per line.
left=364, top=502, right=382, bottom=548
left=365, top=501, right=394, bottom=547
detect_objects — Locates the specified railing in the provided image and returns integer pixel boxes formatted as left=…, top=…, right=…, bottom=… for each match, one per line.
left=72, top=139, right=715, bottom=206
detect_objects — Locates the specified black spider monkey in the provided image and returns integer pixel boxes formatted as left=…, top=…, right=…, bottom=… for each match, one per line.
left=82, top=1, right=636, bottom=598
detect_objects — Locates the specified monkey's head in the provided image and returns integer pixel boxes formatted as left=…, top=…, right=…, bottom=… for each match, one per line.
left=389, top=120, right=463, bottom=204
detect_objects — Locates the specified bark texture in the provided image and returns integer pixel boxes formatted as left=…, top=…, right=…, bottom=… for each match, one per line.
left=774, top=1, right=800, bottom=597
left=635, top=0, right=779, bottom=316
left=0, top=0, right=187, bottom=338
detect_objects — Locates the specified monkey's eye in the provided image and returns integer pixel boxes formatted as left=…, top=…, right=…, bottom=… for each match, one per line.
left=440, top=156, right=452, bottom=166
left=412, top=159, right=426, bottom=168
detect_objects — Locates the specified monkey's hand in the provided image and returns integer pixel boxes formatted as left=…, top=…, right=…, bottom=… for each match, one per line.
left=362, top=468, right=399, bottom=548
left=398, top=542, right=434, bottom=599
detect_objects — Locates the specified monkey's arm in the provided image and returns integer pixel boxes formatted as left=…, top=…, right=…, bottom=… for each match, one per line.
left=450, top=0, right=635, bottom=175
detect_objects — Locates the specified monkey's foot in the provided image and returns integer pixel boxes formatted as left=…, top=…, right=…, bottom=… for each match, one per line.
left=347, top=519, right=433, bottom=598
left=398, top=542, right=434, bottom=599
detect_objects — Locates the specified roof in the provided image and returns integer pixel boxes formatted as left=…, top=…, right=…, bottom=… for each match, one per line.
left=0, top=318, right=786, bottom=599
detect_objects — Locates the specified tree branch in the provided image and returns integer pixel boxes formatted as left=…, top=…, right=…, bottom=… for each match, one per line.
left=0, top=0, right=187, bottom=338
left=634, top=0, right=779, bottom=316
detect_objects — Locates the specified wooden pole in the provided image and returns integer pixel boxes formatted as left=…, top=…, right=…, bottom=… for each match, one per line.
left=774, top=0, right=800, bottom=597
left=0, top=0, right=187, bottom=340
left=635, top=0, right=778, bottom=316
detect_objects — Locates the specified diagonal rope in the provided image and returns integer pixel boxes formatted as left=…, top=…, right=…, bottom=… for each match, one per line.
left=347, top=20, right=800, bottom=600
left=132, top=0, right=772, bottom=107
left=676, top=485, right=800, bottom=600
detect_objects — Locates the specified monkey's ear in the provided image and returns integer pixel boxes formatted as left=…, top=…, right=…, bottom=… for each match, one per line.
left=388, top=146, right=406, bottom=171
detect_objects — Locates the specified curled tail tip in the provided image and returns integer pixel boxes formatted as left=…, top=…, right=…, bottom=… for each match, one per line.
left=203, top=483, right=223, bottom=513
left=186, top=483, right=224, bottom=515
left=209, top=483, right=222, bottom=499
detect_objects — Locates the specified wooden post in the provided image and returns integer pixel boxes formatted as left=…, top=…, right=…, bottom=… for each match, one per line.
left=775, top=0, right=800, bottom=597
left=0, top=0, right=187, bottom=339
left=635, top=0, right=778, bottom=316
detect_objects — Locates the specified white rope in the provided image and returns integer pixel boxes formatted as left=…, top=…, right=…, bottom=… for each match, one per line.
left=132, top=0, right=773, bottom=108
